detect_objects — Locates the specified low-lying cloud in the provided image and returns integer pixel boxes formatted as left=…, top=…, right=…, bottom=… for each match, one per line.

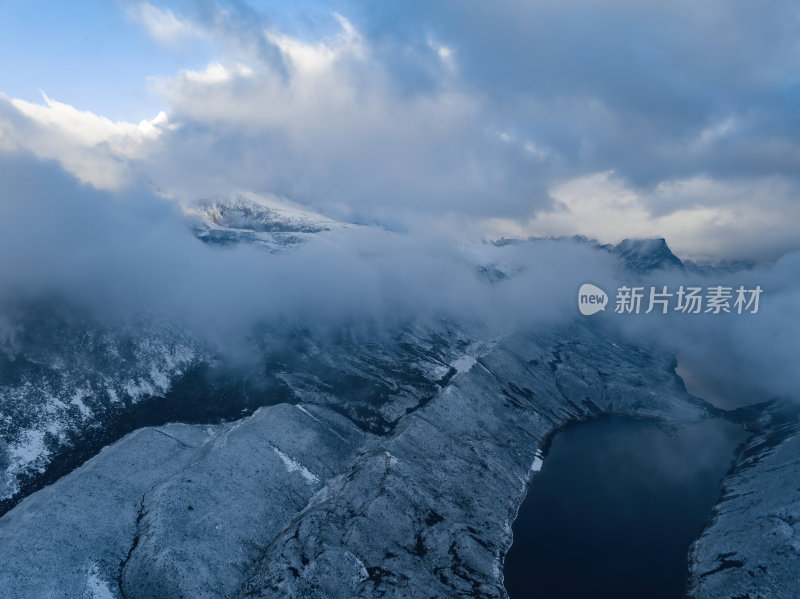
left=1, top=152, right=798, bottom=408
left=1, top=1, right=799, bottom=409
left=0, top=152, right=603, bottom=336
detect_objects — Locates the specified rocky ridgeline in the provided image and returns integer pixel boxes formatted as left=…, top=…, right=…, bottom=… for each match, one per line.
left=0, top=324, right=715, bottom=598
left=689, top=399, right=800, bottom=599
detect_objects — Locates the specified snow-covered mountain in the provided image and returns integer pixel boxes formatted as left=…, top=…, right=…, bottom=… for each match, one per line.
left=0, top=304, right=205, bottom=506
left=0, top=322, right=718, bottom=598
left=0, top=194, right=355, bottom=509
left=184, top=192, right=349, bottom=251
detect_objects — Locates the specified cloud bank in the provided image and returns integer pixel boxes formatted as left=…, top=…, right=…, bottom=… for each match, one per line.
left=0, top=0, right=798, bottom=260
left=0, top=2, right=798, bottom=410
left=0, top=151, right=798, bottom=407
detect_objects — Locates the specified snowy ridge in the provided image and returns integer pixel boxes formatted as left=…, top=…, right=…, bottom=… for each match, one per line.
left=0, top=310, right=204, bottom=502
left=183, top=192, right=349, bottom=250
left=0, top=323, right=718, bottom=599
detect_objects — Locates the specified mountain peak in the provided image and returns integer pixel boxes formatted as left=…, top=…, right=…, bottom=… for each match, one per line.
left=182, top=193, right=346, bottom=250
left=612, top=238, right=684, bottom=273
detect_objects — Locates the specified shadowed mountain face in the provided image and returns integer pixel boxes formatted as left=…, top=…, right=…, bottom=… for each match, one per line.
left=495, top=235, right=686, bottom=274
left=0, top=200, right=797, bottom=598
left=611, top=238, right=685, bottom=273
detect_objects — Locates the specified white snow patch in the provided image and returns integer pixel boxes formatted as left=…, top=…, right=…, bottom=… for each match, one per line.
left=531, top=449, right=544, bottom=473
left=350, top=553, right=369, bottom=585
left=415, top=360, right=451, bottom=381
left=44, top=420, right=67, bottom=443
left=43, top=392, right=68, bottom=413
left=451, top=355, right=476, bottom=374
left=149, top=366, right=170, bottom=392
left=71, top=390, right=94, bottom=419
left=296, top=404, right=320, bottom=422
left=272, top=446, right=320, bottom=485
left=8, top=429, right=49, bottom=471
left=86, top=563, right=116, bottom=599
left=123, top=379, right=156, bottom=401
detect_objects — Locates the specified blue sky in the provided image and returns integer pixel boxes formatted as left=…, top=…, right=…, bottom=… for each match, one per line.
left=1, top=0, right=799, bottom=261
left=0, top=0, right=220, bottom=120
left=0, top=0, right=340, bottom=119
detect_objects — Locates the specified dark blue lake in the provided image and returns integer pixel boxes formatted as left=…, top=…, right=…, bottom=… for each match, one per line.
left=503, top=415, right=745, bottom=599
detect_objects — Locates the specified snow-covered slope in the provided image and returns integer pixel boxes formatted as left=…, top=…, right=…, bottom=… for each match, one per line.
left=0, top=323, right=715, bottom=599
left=184, top=193, right=348, bottom=251
left=0, top=304, right=205, bottom=506
left=689, top=400, right=800, bottom=599
left=0, top=193, right=351, bottom=509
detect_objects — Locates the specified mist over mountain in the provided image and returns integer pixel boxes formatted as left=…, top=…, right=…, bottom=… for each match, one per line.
left=1, top=2, right=800, bottom=597
left=1, top=150, right=798, bottom=514
left=3, top=151, right=797, bottom=397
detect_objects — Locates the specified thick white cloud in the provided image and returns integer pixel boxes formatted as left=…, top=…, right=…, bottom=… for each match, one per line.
left=2, top=152, right=798, bottom=405
left=1, top=0, right=799, bottom=260
left=0, top=93, right=171, bottom=188
left=484, top=172, right=800, bottom=261
left=140, top=15, right=519, bottom=223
